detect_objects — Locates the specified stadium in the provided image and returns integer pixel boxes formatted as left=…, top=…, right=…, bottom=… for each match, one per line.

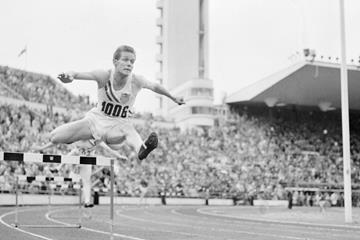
left=1, top=0, right=360, bottom=239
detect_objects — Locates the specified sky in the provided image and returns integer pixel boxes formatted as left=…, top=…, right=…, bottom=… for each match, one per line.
left=1, top=0, right=360, bottom=113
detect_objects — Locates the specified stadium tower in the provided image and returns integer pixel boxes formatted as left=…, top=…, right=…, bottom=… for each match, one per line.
left=155, top=0, right=214, bottom=129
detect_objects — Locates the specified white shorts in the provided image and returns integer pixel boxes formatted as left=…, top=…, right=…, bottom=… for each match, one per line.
left=84, top=108, right=143, bottom=151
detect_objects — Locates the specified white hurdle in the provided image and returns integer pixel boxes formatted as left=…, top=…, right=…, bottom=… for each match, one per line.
left=0, top=151, right=117, bottom=240
left=14, top=175, right=82, bottom=228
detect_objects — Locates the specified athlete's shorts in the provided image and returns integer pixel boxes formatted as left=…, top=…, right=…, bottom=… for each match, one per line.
left=84, top=108, right=143, bottom=151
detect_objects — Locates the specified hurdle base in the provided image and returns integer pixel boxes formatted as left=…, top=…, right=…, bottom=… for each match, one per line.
left=15, top=224, right=81, bottom=228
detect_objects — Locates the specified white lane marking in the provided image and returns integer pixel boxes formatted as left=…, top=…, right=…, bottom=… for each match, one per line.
left=79, top=206, right=211, bottom=239
left=69, top=210, right=208, bottom=239
left=116, top=209, right=313, bottom=240
left=0, top=208, right=54, bottom=240
left=170, top=208, right=356, bottom=238
left=46, top=208, right=146, bottom=240
left=197, top=207, right=360, bottom=231
left=116, top=208, right=216, bottom=239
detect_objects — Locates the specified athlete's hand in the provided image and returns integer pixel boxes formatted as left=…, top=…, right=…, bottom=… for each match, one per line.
left=57, top=72, right=75, bottom=83
left=174, top=97, right=185, bottom=105
left=31, top=144, right=45, bottom=153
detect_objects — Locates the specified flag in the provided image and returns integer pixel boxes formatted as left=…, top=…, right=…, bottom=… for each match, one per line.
left=17, top=46, right=27, bottom=57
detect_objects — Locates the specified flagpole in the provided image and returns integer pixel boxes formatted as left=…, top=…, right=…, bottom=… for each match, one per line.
left=339, top=0, right=352, bottom=223
left=25, top=45, right=28, bottom=71
left=17, top=45, right=27, bottom=70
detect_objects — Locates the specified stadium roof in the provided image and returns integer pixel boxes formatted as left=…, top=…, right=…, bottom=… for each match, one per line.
left=226, top=61, right=360, bottom=110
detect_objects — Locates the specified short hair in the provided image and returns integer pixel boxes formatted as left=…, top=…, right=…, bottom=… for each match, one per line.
left=113, top=45, right=136, bottom=60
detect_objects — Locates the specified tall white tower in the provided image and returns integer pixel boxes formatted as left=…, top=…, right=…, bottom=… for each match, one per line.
left=156, top=0, right=214, bottom=129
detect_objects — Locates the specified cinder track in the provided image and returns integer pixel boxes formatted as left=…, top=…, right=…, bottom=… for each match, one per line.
left=1, top=205, right=360, bottom=240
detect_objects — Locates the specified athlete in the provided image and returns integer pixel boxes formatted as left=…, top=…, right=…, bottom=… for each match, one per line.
left=34, top=45, right=185, bottom=160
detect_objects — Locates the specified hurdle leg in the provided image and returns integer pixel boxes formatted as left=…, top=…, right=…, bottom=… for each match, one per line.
left=78, top=180, right=82, bottom=228
left=14, top=176, right=19, bottom=228
left=47, top=181, right=51, bottom=213
left=110, top=159, right=114, bottom=240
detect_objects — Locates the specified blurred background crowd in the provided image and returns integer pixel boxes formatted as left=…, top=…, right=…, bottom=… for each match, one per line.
left=1, top=65, right=360, bottom=207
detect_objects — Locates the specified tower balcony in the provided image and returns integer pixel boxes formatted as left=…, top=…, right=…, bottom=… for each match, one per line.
left=156, top=0, right=164, bottom=9
left=156, top=35, right=163, bottom=44
left=156, top=18, right=163, bottom=26
left=156, top=54, right=163, bottom=62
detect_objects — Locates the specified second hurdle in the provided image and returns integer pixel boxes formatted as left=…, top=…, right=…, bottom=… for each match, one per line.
left=0, top=151, right=118, bottom=240
left=14, top=175, right=83, bottom=228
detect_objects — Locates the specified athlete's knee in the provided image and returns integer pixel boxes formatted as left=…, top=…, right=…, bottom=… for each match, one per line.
left=49, top=130, right=60, bottom=144
left=50, top=129, right=67, bottom=144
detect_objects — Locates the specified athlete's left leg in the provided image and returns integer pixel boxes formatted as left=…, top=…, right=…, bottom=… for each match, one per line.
left=106, top=124, right=158, bottom=160
left=79, top=164, right=93, bottom=207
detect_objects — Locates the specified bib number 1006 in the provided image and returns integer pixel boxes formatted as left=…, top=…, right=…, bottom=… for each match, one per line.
left=101, top=101, right=128, bottom=118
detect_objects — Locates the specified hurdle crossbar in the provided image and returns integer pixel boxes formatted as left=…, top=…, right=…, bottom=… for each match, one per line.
left=0, top=151, right=112, bottom=166
left=17, top=175, right=81, bottom=182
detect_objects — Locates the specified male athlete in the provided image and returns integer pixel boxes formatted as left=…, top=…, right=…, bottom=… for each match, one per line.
left=36, top=45, right=184, bottom=207
left=35, top=45, right=185, bottom=160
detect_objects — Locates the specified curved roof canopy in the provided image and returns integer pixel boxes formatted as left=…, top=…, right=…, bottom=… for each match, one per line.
left=226, top=61, right=360, bottom=110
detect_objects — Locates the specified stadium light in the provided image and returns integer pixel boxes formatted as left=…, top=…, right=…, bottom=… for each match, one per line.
left=303, top=48, right=310, bottom=57
left=310, top=50, right=316, bottom=61
left=275, top=102, right=286, bottom=107
left=303, top=48, right=316, bottom=62
left=318, top=101, right=335, bottom=112
left=264, top=97, right=278, bottom=107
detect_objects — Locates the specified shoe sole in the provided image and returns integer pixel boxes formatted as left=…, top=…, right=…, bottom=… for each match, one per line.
left=139, top=133, right=158, bottom=160
left=146, top=133, right=158, bottom=149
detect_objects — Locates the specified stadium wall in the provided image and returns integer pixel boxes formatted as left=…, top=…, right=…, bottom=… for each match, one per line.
left=0, top=193, right=79, bottom=205
left=253, top=200, right=288, bottom=207
left=100, top=196, right=162, bottom=205
left=0, top=194, right=236, bottom=206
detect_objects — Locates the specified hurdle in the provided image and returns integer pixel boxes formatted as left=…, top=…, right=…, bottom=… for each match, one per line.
left=14, top=175, right=82, bottom=228
left=0, top=151, right=118, bottom=240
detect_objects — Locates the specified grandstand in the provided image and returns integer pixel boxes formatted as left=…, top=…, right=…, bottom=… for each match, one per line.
left=1, top=61, right=360, bottom=239
left=1, top=60, right=360, bottom=205
left=1, top=59, right=360, bottom=240
left=225, top=59, right=360, bottom=204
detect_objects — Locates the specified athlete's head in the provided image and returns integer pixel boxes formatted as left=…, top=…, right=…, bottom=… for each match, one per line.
left=113, top=45, right=136, bottom=76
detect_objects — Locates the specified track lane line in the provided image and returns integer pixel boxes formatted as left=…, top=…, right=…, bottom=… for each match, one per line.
left=116, top=208, right=314, bottom=240
left=46, top=208, right=147, bottom=240
left=168, top=207, right=359, bottom=239
left=197, top=207, right=360, bottom=230
left=0, top=208, right=54, bottom=240
left=171, top=209, right=360, bottom=237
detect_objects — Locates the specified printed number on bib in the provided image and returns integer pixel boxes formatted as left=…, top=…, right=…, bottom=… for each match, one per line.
left=101, top=101, right=128, bottom=118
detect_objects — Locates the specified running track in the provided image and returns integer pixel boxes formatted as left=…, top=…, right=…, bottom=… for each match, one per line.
left=1, top=205, right=360, bottom=240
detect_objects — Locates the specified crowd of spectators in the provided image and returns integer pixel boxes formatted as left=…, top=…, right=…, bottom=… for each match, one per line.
left=1, top=102, right=360, bottom=205
left=0, top=65, right=91, bottom=111
left=1, top=67, right=360, bottom=207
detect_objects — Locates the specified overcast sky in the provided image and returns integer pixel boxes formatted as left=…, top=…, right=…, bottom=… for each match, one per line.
left=1, top=0, right=360, bottom=113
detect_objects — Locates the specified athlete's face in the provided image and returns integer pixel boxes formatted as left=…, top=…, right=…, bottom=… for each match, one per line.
left=115, top=51, right=136, bottom=76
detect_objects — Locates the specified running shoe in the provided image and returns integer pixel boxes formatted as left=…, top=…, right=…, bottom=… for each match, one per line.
left=138, top=132, right=158, bottom=160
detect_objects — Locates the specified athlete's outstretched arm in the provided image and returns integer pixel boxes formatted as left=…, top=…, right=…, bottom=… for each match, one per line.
left=138, top=75, right=185, bottom=105
left=57, top=70, right=109, bottom=85
left=152, top=83, right=185, bottom=105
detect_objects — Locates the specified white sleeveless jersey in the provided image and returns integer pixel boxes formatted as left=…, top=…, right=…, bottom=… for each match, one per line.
left=95, top=70, right=143, bottom=119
